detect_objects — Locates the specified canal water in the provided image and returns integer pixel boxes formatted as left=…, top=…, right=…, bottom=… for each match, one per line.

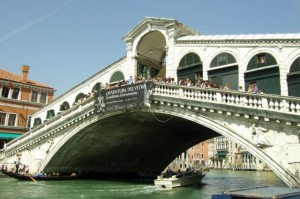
left=0, top=170, right=287, bottom=199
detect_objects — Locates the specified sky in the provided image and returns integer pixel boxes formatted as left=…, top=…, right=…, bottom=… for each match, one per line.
left=1, top=0, right=300, bottom=97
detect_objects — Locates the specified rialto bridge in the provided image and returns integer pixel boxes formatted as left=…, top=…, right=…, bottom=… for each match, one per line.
left=1, top=82, right=300, bottom=188
left=1, top=17, right=300, bottom=188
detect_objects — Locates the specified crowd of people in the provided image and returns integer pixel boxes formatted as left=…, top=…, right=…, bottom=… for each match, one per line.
left=98, top=75, right=263, bottom=94
left=153, top=76, right=262, bottom=94
left=1, top=157, right=29, bottom=175
left=102, top=75, right=147, bottom=90
left=73, top=76, right=262, bottom=107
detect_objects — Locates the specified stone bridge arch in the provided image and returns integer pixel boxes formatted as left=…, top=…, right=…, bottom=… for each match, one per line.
left=2, top=81, right=300, bottom=188
left=145, top=104, right=300, bottom=188
left=37, top=111, right=121, bottom=174
left=35, top=109, right=218, bottom=175
left=32, top=103, right=300, bottom=188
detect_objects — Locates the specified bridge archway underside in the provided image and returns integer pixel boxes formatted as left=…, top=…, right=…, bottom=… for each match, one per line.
left=45, top=112, right=219, bottom=175
left=148, top=92, right=300, bottom=188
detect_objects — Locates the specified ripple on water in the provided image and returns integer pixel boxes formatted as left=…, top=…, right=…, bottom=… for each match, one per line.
left=0, top=170, right=287, bottom=199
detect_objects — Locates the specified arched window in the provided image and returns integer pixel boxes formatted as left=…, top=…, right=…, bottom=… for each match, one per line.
left=60, top=101, right=70, bottom=111
left=208, top=53, right=238, bottom=90
left=177, top=53, right=202, bottom=84
left=92, top=82, right=102, bottom=93
left=75, top=93, right=86, bottom=103
left=33, top=117, right=42, bottom=127
left=110, top=71, right=125, bottom=84
left=210, top=53, right=236, bottom=68
left=289, top=57, right=300, bottom=73
left=247, top=53, right=277, bottom=70
left=46, top=109, right=55, bottom=119
left=287, top=57, right=300, bottom=97
left=178, top=53, right=201, bottom=68
left=245, top=53, right=280, bottom=94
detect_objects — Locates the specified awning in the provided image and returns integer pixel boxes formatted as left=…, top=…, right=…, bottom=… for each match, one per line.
left=0, top=132, right=22, bottom=139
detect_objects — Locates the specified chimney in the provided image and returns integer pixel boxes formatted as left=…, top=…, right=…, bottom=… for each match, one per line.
left=21, top=65, right=30, bottom=83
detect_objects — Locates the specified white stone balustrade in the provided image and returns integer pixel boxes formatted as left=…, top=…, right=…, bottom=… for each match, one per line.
left=152, top=83, right=300, bottom=114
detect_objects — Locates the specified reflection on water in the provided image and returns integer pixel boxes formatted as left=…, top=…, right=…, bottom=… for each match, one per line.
left=0, top=170, right=287, bottom=199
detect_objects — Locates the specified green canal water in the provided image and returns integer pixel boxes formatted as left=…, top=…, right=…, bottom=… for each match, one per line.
left=0, top=170, right=287, bottom=199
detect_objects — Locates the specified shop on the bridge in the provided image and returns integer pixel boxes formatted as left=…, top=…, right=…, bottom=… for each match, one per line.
left=244, top=53, right=281, bottom=95
left=287, top=57, right=300, bottom=97
left=177, top=52, right=202, bottom=84
left=208, top=53, right=238, bottom=90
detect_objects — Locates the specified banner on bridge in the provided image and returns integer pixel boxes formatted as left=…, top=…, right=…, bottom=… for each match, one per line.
left=94, top=81, right=153, bottom=113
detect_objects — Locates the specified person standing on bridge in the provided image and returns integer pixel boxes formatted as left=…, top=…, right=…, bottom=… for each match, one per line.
left=127, top=76, right=134, bottom=85
left=252, top=83, right=259, bottom=93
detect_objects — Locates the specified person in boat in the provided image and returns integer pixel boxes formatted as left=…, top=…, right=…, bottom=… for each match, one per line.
left=19, top=164, right=26, bottom=175
left=1, top=164, right=4, bottom=170
left=166, top=167, right=174, bottom=177
left=15, top=158, right=21, bottom=174
left=186, top=163, right=195, bottom=173
left=52, top=172, right=60, bottom=176
left=32, top=171, right=47, bottom=178
left=25, top=165, right=29, bottom=175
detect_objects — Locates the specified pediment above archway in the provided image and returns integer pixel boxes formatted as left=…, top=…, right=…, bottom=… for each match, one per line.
left=122, top=16, right=199, bottom=42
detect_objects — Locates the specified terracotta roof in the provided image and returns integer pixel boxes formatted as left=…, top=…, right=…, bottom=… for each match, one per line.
left=0, top=69, right=53, bottom=89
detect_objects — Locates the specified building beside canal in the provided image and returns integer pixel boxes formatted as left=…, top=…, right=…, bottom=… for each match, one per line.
left=0, top=65, right=54, bottom=149
left=208, top=136, right=268, bottom=171
left=169, top=136, right=268, bottom=172
left=168, top=141, right=209, bottom=171
left=187, top=141, right=209, bottom=168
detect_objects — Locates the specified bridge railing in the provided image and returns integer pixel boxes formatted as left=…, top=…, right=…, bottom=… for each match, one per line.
left=152, top=83, right=300, bottom=114
left=5, top=94, right=95, bottom=152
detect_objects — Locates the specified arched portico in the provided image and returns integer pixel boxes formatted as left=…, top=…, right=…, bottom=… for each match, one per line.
left=134, top=31, right=167, bottom=80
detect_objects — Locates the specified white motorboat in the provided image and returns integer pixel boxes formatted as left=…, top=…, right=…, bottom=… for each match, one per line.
left=154, top=170, right=205, bottom=189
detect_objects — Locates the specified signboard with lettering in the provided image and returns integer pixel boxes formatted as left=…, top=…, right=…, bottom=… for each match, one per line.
left=94, top=81, right=153, bottom=113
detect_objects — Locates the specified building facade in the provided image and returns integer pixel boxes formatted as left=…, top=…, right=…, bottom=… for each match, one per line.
left=208, top=136, right=268, bottom=171
left=0, top=65, right=54, bottom=149
left=166, top=141, right=209, bottom=171
left=187, top=141, right=209, bottom=168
